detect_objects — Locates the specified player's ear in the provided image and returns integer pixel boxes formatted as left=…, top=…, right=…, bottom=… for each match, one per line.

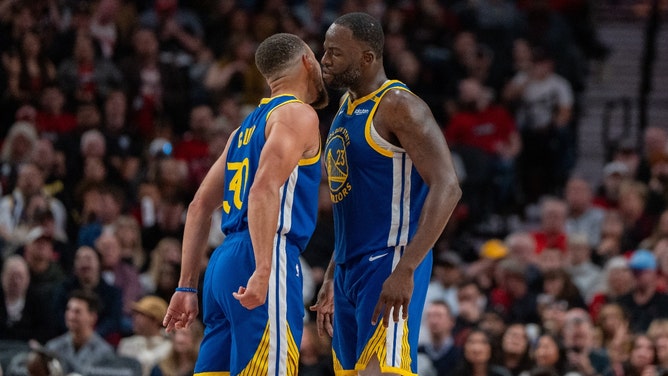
left=361, top=50, right=375, bottom=66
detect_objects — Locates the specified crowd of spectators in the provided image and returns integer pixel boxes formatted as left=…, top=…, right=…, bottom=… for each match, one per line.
left=0, top=0, right=667, bottom=375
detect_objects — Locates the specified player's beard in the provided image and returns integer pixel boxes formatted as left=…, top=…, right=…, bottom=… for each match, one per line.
left=310, top=73, right=329, bottom=110
left=325, top=64, right=362, bottom=91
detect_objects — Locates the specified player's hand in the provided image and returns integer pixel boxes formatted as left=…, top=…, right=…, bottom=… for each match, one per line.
left=372, top=266, right=414, bottom=327
left=309, top=279, right=334, bottom=337
left=163, top=291, right=199, bottom=333
left=233, top=272, right=269, bottom=310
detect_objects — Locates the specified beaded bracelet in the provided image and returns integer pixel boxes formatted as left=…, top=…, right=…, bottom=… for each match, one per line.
left=175, top=287, right=198, bottom=294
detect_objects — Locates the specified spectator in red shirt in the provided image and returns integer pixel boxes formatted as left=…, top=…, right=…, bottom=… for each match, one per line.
left=35, top=85, right=77, bottom=138
left=445, top=78, right=521, bottom=225
left=173, top=104, right=214, bottom=195
left=531, top=196, right=569, bottom=254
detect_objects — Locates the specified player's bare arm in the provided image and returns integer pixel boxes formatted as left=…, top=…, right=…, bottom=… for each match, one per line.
left=371, top=89, right=462, bottom=326
left=163, top=128, right=238, bottom=333
left=233, top=102, right=320, bottom=309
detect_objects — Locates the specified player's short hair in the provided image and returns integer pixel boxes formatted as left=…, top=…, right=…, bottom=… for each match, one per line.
left=255, top=33, right=307, bottom=79
left=333, top=12, right=384, bottom=57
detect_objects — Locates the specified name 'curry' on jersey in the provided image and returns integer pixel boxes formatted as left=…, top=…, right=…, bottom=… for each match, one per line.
left=325, top=81, right=429, bottom=264
left=221, top=95, right=321, bottom=252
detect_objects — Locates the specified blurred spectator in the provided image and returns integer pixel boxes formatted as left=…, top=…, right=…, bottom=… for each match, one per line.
left=0, top=121, right=39, bottom=195
left=617, top=181, right=657, bottom=252
left=505, top=231, right=542, bottom=293
left=531, top=196, right=568, bottom=254
left=640, top=210, right=668, bottom=250
left=541, top=267, right=587, bottom=310
left=0, top=162, right=67, bottom=258
left=22, top=226, right=65, bottom=296
left=561, top=308, right=614, bottom=376
left=504, top=48, right=574, bottom=203
left=138, top=0, right=203, bottom=70
left=35, top=85, right=77, bottom=139
left=418, top=300, right=461, bottom=376
left=149, top=319, right=203, bottom=376
left=425, top=251, right=465, bottom=318
left=594, top=210, right=626, bottom=265
left=102, top=89, right=142, bottom=187
left=4, top=30, right=56, bottom=104
left=494, top=323, right=533, bottom=376
left=77, top=184, right=125, bottom=248
left=140, top=237, right=181, bottom=301
left=564, top=176, right=605, bottom=248
left=593, top=303, right=631, bottom=375
left=203, top=35, right=265, bottom=108
left=637, top=126, right=668, bottom=184
left=527, top=334, right=568, bottom=376
left=648, top=319, right=668, bottom=375
left=89, top=0, right=121, bottom=61
left=56, top=33, right=123, bottom=104
left=593, top=161, right=631, bottom=210
left=616, top=249, right=668, bottom=333
left=0, top=254, right=53, bottom=343
left=454, top=279, right=488, bottom=341
left=117, top=296, right=171, bottom=376
left=113, top=215, right=146, bottom=271
left=298, top=321, right=334, bottom=376
left=589, top=256, right=635, bottom=321
left=452, top=328, right=512, bottom=376
left=94, top=229, right=142, bottom=328
left=172, top=104, right=214, bottom=193
left=53, top=246, right=122, bottom=342
left=620, top=334, right=657, bottom=376
left=466, top=238, right=508, bottom=293
left=566, top=233, right=602, bottom=304
left=445, top=78, right=521, bottom=224
left=119, top=27, right=189, bottom=138
left=490, top=258, right=540, bottom=325
left=45, top=289, right=115, bottom=375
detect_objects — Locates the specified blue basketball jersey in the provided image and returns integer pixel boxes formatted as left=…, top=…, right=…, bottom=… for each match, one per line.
left=325, top=80, right=429, bottom=264
left=220, top=95, right=321, bottom=252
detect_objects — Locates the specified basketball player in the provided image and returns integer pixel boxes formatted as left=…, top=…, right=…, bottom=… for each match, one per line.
left=163, top=33, right=328, bottom=376
left=311, top=13, right=462, bottom=376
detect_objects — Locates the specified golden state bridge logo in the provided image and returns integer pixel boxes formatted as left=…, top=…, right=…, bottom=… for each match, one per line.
left=326, top=128, right=352, bottom=203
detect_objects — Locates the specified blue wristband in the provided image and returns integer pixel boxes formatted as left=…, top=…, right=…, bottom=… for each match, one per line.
left=175, top=287, right=198, bottom=294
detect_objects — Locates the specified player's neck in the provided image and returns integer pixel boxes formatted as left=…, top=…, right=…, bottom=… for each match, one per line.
left=348, top=70, right=388, bottom=101
left=269, top=76, right=308, bottom=103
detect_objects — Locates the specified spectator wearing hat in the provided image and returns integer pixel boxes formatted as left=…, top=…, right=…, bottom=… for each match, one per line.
left=593, top=161, right=631, bottom=210
left=466, top=239, right=508, bottom=294
left=117, top=295, right=171, bottom=376
left=22, top=226, right=65, bottom=297
left=617, top=249, right=668, bottom=333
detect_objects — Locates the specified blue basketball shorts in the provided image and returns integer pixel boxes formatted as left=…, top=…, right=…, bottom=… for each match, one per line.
left=195, top=230, right=305, bottom=376
left=332, top=246, right=432, bottom=376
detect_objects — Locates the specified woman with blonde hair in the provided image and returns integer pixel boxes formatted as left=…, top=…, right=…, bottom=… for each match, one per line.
left=648, top=319, right=668, bottom=374
left=140, top=237, right=182, bottom=301
left=150, top=319, right=204, bottom=376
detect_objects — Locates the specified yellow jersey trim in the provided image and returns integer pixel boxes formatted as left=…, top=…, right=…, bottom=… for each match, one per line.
left=265, top=98, right=302, bottom=122
left=239, top=322, right=271, bottom=375
left=298, top=146, right=321, bottom=166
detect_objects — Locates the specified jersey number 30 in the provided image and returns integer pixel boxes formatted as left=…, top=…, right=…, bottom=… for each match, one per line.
left=222, top=158, right=249, bottom=213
